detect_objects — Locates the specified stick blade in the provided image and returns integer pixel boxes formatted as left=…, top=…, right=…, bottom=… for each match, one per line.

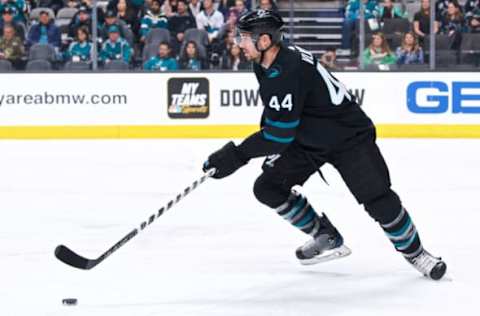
left=54, top=245, right=96, bottom=270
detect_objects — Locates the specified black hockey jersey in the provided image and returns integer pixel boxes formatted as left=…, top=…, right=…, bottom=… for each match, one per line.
left=237, top=44, right=374, bottom=159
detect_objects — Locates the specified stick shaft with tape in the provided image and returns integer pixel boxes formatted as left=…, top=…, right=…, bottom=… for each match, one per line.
left=54, top=169, right=216, bottom=270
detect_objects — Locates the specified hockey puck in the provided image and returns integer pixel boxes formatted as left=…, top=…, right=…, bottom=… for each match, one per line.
left=62, top=298, right=78, bottom=306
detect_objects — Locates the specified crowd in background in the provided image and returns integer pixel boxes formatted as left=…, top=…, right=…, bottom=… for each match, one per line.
left=339, top=0, right=480, bottom=69
left=1, top=0, right=479, bottom=71
left=0, top=0, right=278, bottom=70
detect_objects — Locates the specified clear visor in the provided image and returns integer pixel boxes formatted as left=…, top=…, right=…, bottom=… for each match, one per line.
left=234, top=29, right=255, bottom=45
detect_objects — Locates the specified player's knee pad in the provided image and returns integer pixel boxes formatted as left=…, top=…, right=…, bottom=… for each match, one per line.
left=253, top=173, right=290, bottom=208
left=363, top=189, right=402, bottom=225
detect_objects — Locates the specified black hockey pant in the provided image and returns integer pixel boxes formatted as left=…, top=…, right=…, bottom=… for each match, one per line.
left=253, top=129, right=423, bottom=257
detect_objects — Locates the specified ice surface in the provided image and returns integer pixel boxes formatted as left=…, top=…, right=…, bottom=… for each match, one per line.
left=0, top=139, right=478, bottom=316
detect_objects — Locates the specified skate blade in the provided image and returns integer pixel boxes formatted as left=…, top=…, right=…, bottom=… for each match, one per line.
left=299, top=245, right=352, bottom=265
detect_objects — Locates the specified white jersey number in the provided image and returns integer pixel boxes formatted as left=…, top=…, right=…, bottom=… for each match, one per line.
left=316, top=63, right=352, bottom=106
left=290, top=45, right=352, bottom=106
left=268, top=94, right=293, bottom=111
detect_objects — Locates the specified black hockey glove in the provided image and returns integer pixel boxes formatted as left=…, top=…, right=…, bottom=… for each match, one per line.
left=203, top=141, right=248, bottom=179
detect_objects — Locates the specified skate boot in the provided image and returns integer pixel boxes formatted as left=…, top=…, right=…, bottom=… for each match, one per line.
left=406, top=249, right=447, bottom=280
left=295, top=213, right=352, bottom=265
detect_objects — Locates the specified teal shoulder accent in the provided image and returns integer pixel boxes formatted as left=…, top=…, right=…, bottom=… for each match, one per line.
left=262, top=131, right=294, bottom=143
left=267, top=68, right=281, bottom=78
left=265, top=118, right=300, bottom=129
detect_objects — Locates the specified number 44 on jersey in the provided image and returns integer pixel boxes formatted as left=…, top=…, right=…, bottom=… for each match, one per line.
left=268, top=94, right=293, bottom=111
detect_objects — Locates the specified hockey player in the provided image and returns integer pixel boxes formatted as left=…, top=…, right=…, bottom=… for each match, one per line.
left=203, top=10, right=447, bottom=280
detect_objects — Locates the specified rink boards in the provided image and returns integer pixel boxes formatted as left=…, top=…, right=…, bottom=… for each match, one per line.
left=0, top=72, right=479, bottom=139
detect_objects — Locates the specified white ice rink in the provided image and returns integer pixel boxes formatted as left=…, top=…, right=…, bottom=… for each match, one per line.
left=1, top=138, right=479, bottom=316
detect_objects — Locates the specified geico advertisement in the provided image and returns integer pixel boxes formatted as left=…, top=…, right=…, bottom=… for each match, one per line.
left=338, top=72, right=480, bottom=124
left=0, top=73, right=479, bottom=125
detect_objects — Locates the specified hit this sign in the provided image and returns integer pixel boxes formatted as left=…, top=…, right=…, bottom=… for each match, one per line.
left=167, top=78, right=209, bottom=118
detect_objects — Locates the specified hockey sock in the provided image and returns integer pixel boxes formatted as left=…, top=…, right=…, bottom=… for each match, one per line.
left=381, top=207, right=424, bottom=258
left=275, top=193, right=324, bottom=238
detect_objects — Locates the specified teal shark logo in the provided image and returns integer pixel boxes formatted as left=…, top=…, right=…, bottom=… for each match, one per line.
left=267, top=66, right=281, bottom=79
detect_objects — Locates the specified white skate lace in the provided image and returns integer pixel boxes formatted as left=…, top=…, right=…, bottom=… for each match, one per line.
left=410, top=251, right=439, bottom=276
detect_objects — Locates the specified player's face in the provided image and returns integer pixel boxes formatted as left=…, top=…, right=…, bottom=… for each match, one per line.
left=236, top=32, right=260, bottom=61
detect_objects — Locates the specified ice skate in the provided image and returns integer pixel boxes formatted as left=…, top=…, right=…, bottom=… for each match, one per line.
left=295, top=214, right=352, bottom=265
left=406, top=249, right=447, bottom=280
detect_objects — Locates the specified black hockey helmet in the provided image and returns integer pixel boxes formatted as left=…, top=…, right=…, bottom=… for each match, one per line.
left=236, top=9, right=284, bottom=47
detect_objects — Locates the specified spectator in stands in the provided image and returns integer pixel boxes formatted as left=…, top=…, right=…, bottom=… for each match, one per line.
left=116, top=0, right=140, bottom=35
left=0, top=0, right=26, bottom=23
left=436, top=0, right=453, bottom=18
left=218, top=7, right=239, bottom=40
left=222, top=43, right=249, bottom=70
left=107, top=0, right=141, bottom=25
left=143, top=41, right=178, bottom=70
left=234, top=0, right=248, bottom=17
left=341, top=0, right=381, bottom=49
left=379, top=0, right=407, bottom=22
left=413, top=0, right=440, bottom=43
left=140, top=0, right=168, bottom=42
left=0, top=23, right=24, bottom=68
left=169, top=0, right=196, bottom=53
left=188, top=0, right=203, bottom=18
left=99, top=24, right=132, bottom=64
left=162, top=0, right=178, bottom=17
left=64, top=26, right=92, bottom=62
left=218, top=28, right=235, bottom=58
left=100, top=9, right=128, bottom=41
left=440, top=1, right=466, bottom=49
left=179, top=40, right=207, bottom=70
left=395, top=31, right=424, bottom=65
left=66, top=0, right=81, bottom=8
left=257, top=0, right=278, bottom=12
left=0, top=6, right=25, bottom=40
left=68, top=5, right=92, bottom=38
left=320, top=47, right=338, bottom=70
left=196, top=0, right=224, bottom=43
left=465, top=1, right=480, bottom=32
left=362, top=32, right=396, bottom=65
left=218, top=0, right=235, bottom=18
left=80, top=0, right=105, bottom=23
left=225, top=29, right=235, bottom=48
left=27, top=10, right=61, bottom=49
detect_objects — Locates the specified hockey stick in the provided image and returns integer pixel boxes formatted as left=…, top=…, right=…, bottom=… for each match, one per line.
left=54, top=168, right=216, bottom=270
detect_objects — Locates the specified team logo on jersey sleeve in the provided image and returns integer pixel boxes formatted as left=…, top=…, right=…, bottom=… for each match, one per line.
left=168, top=78, right=210, bottom=118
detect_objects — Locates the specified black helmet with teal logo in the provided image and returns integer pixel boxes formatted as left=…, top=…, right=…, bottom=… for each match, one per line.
left=237, top=10, right=284, bottom=47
